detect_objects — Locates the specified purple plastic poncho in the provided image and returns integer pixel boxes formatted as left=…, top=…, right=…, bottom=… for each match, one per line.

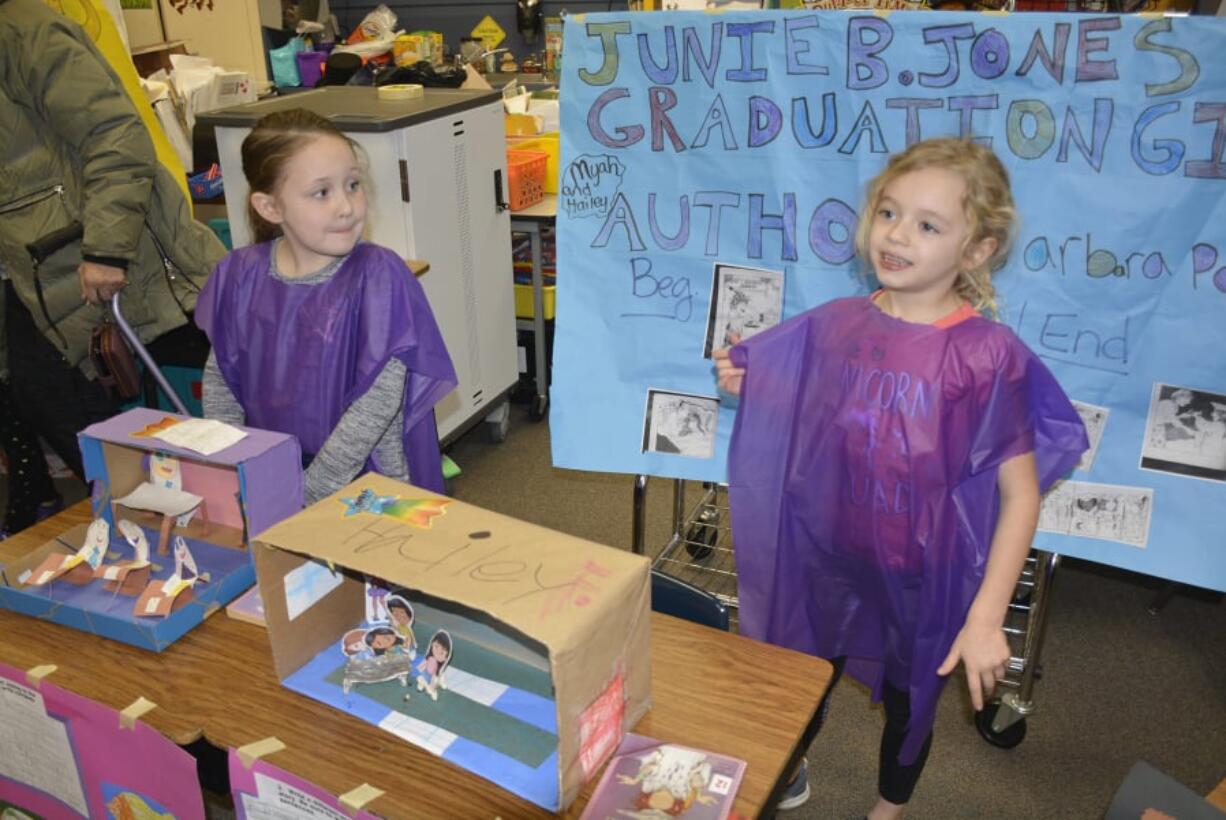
left=196, top=241, right=457, bottom=492
left=728, top=296, right=1087, bottom=763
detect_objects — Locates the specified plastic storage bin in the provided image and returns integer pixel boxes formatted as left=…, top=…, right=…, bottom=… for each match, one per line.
left=506, top=149, right=548, bottom=211
left=508, top=133, right=559, bottom=193
left=514, top=283, right=556, bottom=320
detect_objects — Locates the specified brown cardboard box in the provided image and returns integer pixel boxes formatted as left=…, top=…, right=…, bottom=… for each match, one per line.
left=251, top=473, right=651, bottom=811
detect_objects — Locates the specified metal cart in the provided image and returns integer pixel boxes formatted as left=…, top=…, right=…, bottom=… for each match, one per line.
left=631, top=475, right=1061, bottom=749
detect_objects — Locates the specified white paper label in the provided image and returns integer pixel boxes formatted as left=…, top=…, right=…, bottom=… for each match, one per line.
left=238, top=772, right=350, bottom=820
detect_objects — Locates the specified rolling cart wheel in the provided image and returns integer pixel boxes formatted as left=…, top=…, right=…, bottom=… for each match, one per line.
left=684, top=510, right=720, bottom=560
left=975, top=702, right=1027, bottom=749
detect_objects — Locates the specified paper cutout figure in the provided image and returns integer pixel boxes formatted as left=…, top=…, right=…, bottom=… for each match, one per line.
left=364, top=626, right=404, bottom=656
left=149, top=453, right=198, bottom=528
left=94, top=519, right=154, bottom=596
left=25, top=518, right=110, bottom=587
left=150, top=452, right=182, bottom=491
left=338, top=488, right=452, bottom=528
left=341, top=628, right=370, bottom=657
left=340, top=626, right=413, bottom=693
left=112, top=453, right=210, bottom=555
left=365, top=578, right=390, bottom=622
left=386, top=594, right=418, bottom=659
left=132, top=537, right=205, bottom=618
left=413, top=629, right=452, bottom=701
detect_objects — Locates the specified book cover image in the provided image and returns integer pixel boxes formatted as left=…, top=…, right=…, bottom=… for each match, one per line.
left=580, top=734, right=745, bottom=820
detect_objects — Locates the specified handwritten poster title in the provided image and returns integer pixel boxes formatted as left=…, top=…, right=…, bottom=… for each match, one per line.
left=563, top=15, right=1226, bottom=291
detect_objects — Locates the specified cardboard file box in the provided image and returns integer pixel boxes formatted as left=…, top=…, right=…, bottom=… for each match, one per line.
left=0, top=408, right=302, bottom=651
left=251, top=472, right=651, bottom=811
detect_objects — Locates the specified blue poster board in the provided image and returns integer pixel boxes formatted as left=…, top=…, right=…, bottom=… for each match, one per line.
left=551, top=10, right=1226, bottom=590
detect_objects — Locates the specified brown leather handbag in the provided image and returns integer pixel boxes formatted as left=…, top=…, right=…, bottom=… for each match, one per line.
left=89, top=322, right=142, bottom=400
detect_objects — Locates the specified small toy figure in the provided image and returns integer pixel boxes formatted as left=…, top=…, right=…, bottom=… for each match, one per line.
left=24, top=518, right=109, bottom=586
left=386, top=594, right=417, bottom=659
left=414, top=629, right=452, bottom=701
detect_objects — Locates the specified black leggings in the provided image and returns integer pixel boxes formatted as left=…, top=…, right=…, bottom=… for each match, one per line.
left=816, top=656, right=933, bottom=805
left=0, top=378, right=59, bottom=531
left=4, top=281, right=117, bottom=482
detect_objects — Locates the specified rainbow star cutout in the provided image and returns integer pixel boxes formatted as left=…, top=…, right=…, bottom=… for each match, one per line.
left=338, top=488, right=452, bottom=529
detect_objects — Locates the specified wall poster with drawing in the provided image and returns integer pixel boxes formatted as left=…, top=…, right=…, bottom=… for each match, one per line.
left=551, top=10, right=1226, bottom=591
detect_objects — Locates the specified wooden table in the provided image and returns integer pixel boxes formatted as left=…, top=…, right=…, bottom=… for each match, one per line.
left=0, top=503, right=831, bottom=818
left=1208, top=776, right=1226, bottom=810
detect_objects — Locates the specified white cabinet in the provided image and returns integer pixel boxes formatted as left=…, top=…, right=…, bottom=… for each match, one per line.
left=202, top=88, right=518, bottom=442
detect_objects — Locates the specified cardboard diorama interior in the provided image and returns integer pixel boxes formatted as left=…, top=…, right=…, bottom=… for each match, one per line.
left=1, top=434, right=258, bottom=652
left=253, top=473, right=652, bottom=811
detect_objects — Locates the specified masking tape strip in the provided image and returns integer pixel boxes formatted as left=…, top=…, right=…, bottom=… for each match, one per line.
left=1138, top=10, right=1165, bottom=16
left=980, top=8, right=1009, bottom=14
left=339, top=784, right=384, bottom=815
left=873, top=8, right=892, bottom=17
left=376, top=84, right=424, bottom=101
left=119, top=696, right=157, bottom=730
left=237, top=737, right=286, bottom=770
left=25, top=664, right=56, bottom=688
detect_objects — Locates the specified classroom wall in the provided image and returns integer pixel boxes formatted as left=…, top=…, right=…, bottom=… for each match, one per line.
left=332, top=0, right=628, bottom=60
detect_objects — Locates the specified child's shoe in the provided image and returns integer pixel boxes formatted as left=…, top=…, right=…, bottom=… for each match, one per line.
left=777, top=757, right=811, bottom=811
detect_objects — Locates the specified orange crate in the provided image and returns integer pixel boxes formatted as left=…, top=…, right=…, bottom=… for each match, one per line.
left=506, top=149, right=548, bottom=211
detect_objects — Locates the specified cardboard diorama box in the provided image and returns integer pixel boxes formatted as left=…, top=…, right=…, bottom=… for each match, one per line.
left=252, top=473, right=652, bottom=811
left=0, top=408, right=302, bottom=651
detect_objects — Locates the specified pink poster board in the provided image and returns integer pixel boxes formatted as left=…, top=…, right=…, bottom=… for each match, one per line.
left=229, top=750, right=380, bottom=820
left=0, top=663, right=204, bottom=819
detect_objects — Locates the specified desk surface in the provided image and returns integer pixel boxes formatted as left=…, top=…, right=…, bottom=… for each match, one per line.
left=0, top=503, right=831, bottom=818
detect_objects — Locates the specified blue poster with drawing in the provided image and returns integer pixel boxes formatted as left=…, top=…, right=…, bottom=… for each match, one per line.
left=551, top=10, right=1226, bottom=589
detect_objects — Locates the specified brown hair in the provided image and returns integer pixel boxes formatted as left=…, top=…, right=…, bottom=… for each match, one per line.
left=854, top=137, right=1016, bottom=318
left=240, top=108, right=359, bottom=243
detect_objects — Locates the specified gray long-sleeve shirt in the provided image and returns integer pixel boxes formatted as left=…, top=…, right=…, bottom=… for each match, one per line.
left=201, top=242, right=409, bottom=504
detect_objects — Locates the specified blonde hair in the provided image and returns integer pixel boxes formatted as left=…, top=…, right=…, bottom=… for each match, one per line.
left=854, top=137, right=1016, bottom=318
left=241, top=108, right=361, bottom=244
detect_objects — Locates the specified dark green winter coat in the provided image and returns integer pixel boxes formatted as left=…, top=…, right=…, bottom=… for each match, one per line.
left=0, top=0, right=224, bottom=378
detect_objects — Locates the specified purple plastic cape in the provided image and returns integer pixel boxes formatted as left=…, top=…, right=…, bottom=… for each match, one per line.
left=195, top=242, right=457, bottom=493
left=727, top=296, right=1087, bottom=763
